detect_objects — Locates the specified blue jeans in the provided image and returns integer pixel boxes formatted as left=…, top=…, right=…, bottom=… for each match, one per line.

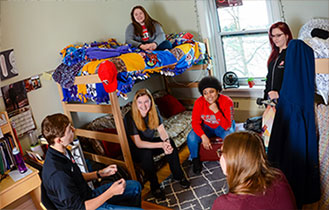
left=187, top=121, right=236, bottom=159
left=92, top=180, right=142, bottom=210
left=156, top=40, right=173, bottom=50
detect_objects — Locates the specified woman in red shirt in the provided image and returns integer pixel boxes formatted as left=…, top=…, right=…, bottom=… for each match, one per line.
left=187, top=76, right=235, bottom=174
left=212, top=131, right=296, bottom=210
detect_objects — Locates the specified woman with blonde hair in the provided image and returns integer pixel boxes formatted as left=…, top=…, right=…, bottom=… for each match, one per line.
left=124, top=89, right=189, bottom=200
left=212, top=131, right=296, bottom=210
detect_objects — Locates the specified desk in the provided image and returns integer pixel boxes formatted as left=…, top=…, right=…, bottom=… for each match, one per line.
left=0, top=164, right=42, bottom=210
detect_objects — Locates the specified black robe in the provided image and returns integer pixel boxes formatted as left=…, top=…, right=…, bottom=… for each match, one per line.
left=267, top=39, right=320, bottom=207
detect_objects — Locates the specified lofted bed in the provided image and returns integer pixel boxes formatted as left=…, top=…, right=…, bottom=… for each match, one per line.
left=54, top=36, right=210, bottom=181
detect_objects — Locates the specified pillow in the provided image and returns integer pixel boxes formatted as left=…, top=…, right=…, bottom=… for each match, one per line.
left=101, top=128, right=122, bottom=158
left=155, top=94, right=186, bottom=118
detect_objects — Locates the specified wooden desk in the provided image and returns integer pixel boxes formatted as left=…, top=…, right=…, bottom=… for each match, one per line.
left=0, top=164, right=42, bottom=210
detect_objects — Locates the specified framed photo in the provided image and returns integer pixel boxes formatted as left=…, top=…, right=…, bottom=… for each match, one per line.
left=0, top=49, right=19, bottom=81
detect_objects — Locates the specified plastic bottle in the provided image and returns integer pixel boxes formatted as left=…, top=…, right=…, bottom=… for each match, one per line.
left=12, top=147, right=28, bottom=173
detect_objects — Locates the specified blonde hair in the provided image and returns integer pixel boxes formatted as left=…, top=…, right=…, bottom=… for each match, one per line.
left=131, top=89, right=159, bottom=131
left=222, top=131, right=280, bottom=195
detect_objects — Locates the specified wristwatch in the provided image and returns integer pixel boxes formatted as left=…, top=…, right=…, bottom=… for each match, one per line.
left=96, top=170, right=102, bottom=179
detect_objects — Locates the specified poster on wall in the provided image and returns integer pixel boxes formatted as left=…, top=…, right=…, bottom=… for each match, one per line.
left=24, top=75, right=42, bottom=93
left=1, top=81, right=36, bottom=136
left=216, top=0, right=243, bottom=8
left=0, top=49, right=19, bottom=81
left=1, top=81, right=29, bottom=113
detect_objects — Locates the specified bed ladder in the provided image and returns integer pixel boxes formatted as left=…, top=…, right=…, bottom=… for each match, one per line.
left=57, top=76, right=137, bottom=180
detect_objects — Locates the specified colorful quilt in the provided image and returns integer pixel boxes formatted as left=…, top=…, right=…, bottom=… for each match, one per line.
left=53, top=37, right=207, bottom=103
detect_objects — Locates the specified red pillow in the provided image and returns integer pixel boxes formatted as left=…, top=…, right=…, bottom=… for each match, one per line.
left=155, top=94, right=186, bottom=118
left=101, top=128, right=122, bottom=158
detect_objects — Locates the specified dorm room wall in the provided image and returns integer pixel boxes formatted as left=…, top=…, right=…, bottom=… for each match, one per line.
left=0, top=0, right=328, bottom=153
left=0, top=0, right=207, bottom=153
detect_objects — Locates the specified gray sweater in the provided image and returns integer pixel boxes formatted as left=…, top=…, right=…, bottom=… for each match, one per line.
left=125, top=23, right=166, bottom=48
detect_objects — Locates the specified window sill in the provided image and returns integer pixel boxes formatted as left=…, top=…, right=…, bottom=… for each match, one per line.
left=221, top=86, right=264, bottom=98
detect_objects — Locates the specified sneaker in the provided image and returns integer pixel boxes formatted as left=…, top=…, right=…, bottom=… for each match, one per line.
left=179, top=177, right=190, bottom=189
left=192, top=158, right=202, bottom=174
left=152, top=188, right=165, bottom=200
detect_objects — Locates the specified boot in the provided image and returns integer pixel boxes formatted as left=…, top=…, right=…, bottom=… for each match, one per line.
left=192, top=157, right=202, bottom=174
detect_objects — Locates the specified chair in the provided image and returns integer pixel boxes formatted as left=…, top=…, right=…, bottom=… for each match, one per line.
left=41, top=182, right=57, bottom=210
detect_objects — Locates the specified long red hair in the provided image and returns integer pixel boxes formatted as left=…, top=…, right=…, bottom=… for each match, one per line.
left=267, top=22, right=293, bottom=66
left=130, top=5, right=161, bottom=38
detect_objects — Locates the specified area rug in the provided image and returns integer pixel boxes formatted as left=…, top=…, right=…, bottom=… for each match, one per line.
left=145, top=160, right=228, bottom=210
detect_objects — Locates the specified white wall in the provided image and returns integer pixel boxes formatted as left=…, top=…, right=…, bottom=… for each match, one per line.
left=0, top=0, right=201, bottom=152
left=0, top=0, right=328, bottom=152
left=282, top=0, right=329, bottom=37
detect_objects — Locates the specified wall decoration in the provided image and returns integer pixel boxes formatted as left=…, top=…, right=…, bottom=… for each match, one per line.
left=216, top=0, right=243, bottom=8
left=0, top=49, right=19, bottom=81
left=1, top=81, right=29, bottom=113
left=30, top=75, right=42, bottom=90
left=24, top=75, right=42, bottom=93
left=10, top=106, right=36, bottom=137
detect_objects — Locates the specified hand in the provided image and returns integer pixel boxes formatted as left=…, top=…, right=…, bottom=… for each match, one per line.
left=201, top=135, right=213, bottom=150
left=100, top=164, right=117, bottom=177
left=107, top=178, right=126, bottom=196
left=139, top=44, right=150, bottom=51
left=209, top=103, right=219, bottom=113
left=149, top=43, right=157, bottom=50
left=268, top=91, right=279, bottom=100
left=162, top=140, right=173, bottom=154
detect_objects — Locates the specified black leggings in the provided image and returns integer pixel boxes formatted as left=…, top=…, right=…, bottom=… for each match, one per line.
left=130, top=137, right=184, bottom=191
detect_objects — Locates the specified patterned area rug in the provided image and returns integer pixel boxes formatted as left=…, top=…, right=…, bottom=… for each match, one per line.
left=145, top=160, right=228, bottom=210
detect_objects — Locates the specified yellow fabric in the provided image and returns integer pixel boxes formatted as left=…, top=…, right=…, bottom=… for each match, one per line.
left=77, top=84, right=87, bottom=103
left=193, top=43, right=201, bottom=61
left=175, top=43, right=192, bottom=54
left=119, top=53, right=145, bottom=72
left=81, top=59, right=107, bottom=75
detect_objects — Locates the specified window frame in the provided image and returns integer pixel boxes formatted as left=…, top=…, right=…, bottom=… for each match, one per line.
left=207, top=0, right=284, bottom=87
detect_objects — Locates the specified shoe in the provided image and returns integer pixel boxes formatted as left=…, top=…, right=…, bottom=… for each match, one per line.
left=152, top=188, right=165, bottom=200
left=179, top=177, right=190, bottom=189
left=192, top=158, right=202, bottom=174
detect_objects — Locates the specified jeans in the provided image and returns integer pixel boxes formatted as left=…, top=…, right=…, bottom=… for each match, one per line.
left=187, top=121, right=236, bottom=159
left=156, top=40, right=173, bottom=50
left=92, top=180, right=142, bottom=210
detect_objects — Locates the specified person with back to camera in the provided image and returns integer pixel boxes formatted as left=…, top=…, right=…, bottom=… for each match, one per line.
left=41, top=113, right=142, bottom=210
left=123, top=89, right=190, bottom=200
left=125, top=5, right=172, bottom=51
left=187, top=76, right=235, bottom=174
left=212, top=131, right=297, bottom=210
left=264, top=21, right=293, bottom=101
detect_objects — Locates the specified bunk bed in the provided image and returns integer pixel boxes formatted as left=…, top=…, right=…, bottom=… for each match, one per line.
left=54, top=36, right=210, bottom=181
left=299, top=18, right=329, bottom=208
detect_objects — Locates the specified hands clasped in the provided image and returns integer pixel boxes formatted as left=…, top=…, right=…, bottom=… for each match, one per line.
left=162, top=139, right=173, bottom=154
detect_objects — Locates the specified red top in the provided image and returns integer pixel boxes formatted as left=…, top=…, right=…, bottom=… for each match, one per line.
left=192, top=94, right=233, bottom=137
left=141, top=25, right=149, bottom=42
left=212, top=172, right=297, bottom=210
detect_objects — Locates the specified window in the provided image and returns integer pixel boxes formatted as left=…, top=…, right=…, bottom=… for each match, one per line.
left=211, top=0, right=282, bottom=84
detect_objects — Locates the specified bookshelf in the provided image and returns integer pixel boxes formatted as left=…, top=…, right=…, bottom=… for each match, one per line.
left=0, top=111, right=42, bottom=209
left=0, top=111, right=19, bottom=174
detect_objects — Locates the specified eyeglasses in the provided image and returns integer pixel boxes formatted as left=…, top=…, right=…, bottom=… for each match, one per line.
left=216, top=148, right=223, bottom=158
left=271, top=33, right=284, bottom=38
